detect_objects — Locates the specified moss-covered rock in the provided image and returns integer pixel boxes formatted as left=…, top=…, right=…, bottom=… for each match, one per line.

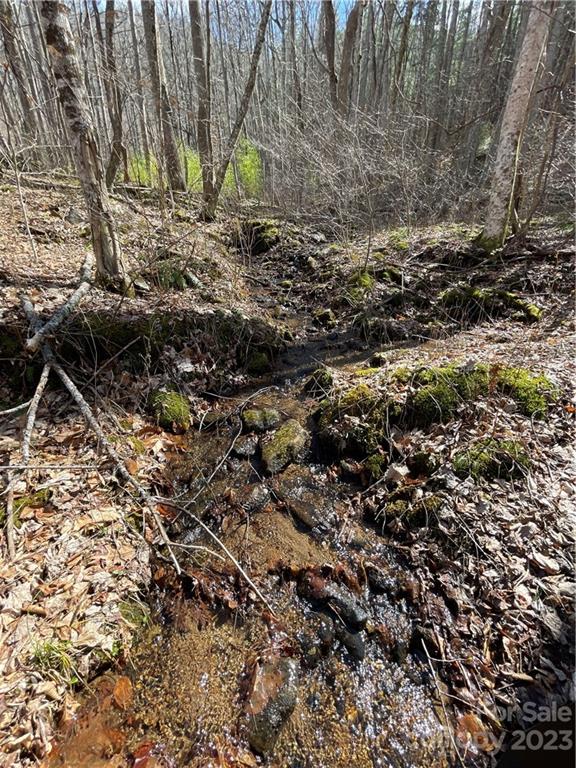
left=317, top=383, right=400, bottom=458
left=242, top=408, right=282, bottom=432
left=303, top=367, right=334, bottom=399
left=245, top=350, right=271, bottom=375
left=313, top=308, right=337, bottom=328
left=453, top=439, right=530, bottom=480
left=495, top=367, right=556, bottom=416
left=407, top=451, right=439, bottom=477
left=261, top=419, right=310, bottom=474
left=149, top=390, right=190, bottom=433
left=403, top=363, right=556, bottom=427
left=438, top=285, right=542, bottom=323
left=364, top=453, right=388, bottom=481
left=232, top=219, right=281, bottom=256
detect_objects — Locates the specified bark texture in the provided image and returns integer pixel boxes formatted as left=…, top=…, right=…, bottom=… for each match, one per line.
left=141, top=0, right=186, bottom=191
left=39, top=0, right=127, bottom=284
left=479, top=1, right=552, bottom=250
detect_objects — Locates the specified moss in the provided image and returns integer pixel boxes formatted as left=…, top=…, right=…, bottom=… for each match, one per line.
left=407, top=494, right=444, bottom=526
left=261, top=419, right=309, bottom=474
left=439, top=285, right=542, bottom=323
left=2, top=488, right=53, bottom=527
left=318, top=383, right=397, bottom=457
left=303, top=367, right=334, bottom=399
left=384, top=500, right=410, bottom=518
left=364, top=453, right=388, bottom=480
left=410, top=381, right=461, bottom=427
left=388, top=227, right=410, bottom=251
left=349, top=270, right=375, bottom=290
left=242, top=408, right=281, bottom=432
left=453, top=439, right=530, bottom=480
left=119, top=599, right=150, bottom=629
left=233, top=219, right=281, bottom=256
left=354, top=367, right=380, bottom=377
left=313, top=308, right=337, bottom=328
left=391, top=366, right=412, bottom=384
left=128, top=435, right=146, bottom=455
left=495, top=367, right=556, bottom=416
left=149, top=390, right=190, bottom=433
left=407, top=451, right=438, bottom=477
left=246, top=350, right=271, bottom=375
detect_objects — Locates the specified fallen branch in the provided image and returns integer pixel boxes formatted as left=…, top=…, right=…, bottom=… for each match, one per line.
left=22, top=364, right=51, bottom=465
left=21, top=296, right=183, bottom=575
left=25, top=252, right=94, bottom=354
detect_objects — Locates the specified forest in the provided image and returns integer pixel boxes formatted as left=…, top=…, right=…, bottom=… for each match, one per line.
left=0, top=1, right=574, bottom=767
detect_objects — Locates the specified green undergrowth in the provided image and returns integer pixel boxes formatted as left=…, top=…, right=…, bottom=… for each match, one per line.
left=453, top=438, right=530, bottom=480
left=127, top=139, right=262, bottom=197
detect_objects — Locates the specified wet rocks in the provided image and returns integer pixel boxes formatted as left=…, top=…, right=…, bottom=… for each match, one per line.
left=242, top=408, right=282, bottom=432
left=234, top=484, right=271, bottom=514
left=335, top=626, right=366, bottom=661
left=232, top=434, right=259, bottom=458
left=298, top=572, right=368, bottom=630
left=245, top=657, right=299, bottom=755
left=272, top=465, right=335, bottom=529
left=261, top=420, right=310, bottom=474
left=298, top=613, right=335, bottom=668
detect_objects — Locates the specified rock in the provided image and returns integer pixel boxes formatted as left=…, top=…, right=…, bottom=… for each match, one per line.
left=370, top=352, right=387, bottom=367
left=313, top=308, right=337, bottom=329
left=261, top=420, right=310, bottom=474
left=298, top=572, right=368, bottom=630
left=148, top=390, right=190, bottom=433
left=245, top=657, right=299, bottom=755
left=234, top=484, right=270, bottom=514
left=272, top=465, right=334, bottom=529
left=335, top=626, right=366, bottom=661
left=298, top=613, right=335, bottom=668
left=233, top=434, right=259, bottom=458
left=303, top=367, right=334, bottom=399
left=242, top=408, right=282, bottom=432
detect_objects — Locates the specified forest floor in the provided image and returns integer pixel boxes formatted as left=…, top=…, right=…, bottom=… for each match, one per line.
left=0, top=181, right=574, bottom=768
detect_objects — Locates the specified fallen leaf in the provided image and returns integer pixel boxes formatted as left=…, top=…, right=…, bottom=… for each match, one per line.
left=113, top=676, right=133, bottom=710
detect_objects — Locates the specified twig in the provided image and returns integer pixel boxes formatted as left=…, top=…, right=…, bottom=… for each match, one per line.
left=155, top=496, right=275, bottom=615
left=0, top=400, right=32, bottom=417
left=5, top=471, right=15, bottom=559
left=25, top=252, right=94, bottom=354
left=22, top=363, right=51, bottom=465
left=21, top=297, right=183, bottom=575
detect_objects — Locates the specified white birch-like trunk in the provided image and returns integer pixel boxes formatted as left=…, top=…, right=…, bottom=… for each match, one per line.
left=478, top=1, right=552, bottom=251
left=40, top=0, right=127, bottom=286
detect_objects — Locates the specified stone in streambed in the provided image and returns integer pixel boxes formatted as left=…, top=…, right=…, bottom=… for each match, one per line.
left=245, top=657, right=299, bottom=755
left=261, top=419, right=310, bottom=474
left=242, top=408, right=282, bottom=432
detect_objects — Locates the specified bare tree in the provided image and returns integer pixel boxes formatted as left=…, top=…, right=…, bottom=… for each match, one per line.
left=201, top=0, right=272, bottom=219
left=478, top=1, right=552, bottom=251
left=39, top=0, right=128, bottom=288
left=189, top=0, right=215, bottom=205
left=141, top=0, right=186, bottom=191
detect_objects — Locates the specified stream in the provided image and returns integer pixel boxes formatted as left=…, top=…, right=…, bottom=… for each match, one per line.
left=47, top=379, right=455, bottom=768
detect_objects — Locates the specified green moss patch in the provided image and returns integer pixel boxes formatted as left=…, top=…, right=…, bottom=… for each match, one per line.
left=242, top=408, right=282, bottom=432
left=438, top=285, right=542, bottom=323
left=149, top=390, right=190, bottom=433
left=232, top=218, right=281, bottom=256
left=261, top=419, right=310, bottom=474
left=453, top=439, right=530, bottom=480
left=403, top=363, right=556, bottom=427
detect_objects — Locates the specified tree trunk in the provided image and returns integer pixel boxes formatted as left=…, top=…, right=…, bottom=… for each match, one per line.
left=337, top=1, right=361, bottom=117
left=103, top=0, right=128, bottom=187
left=189, top=0, right=215, bottom=203
left=39, top=0, right=128, bottom=287
left=323, top=0, right=338, bottom=111
left=141, top=0, right=186, bottom=191
left=127, top=0, right=151, bottom=173
left=390, top=0, right=415, bottom=111
left=478, top=1, right=552, bottom=251
left=0, top=0, right=41, bottom=148
left=203, top=0, right=272, bottom=220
